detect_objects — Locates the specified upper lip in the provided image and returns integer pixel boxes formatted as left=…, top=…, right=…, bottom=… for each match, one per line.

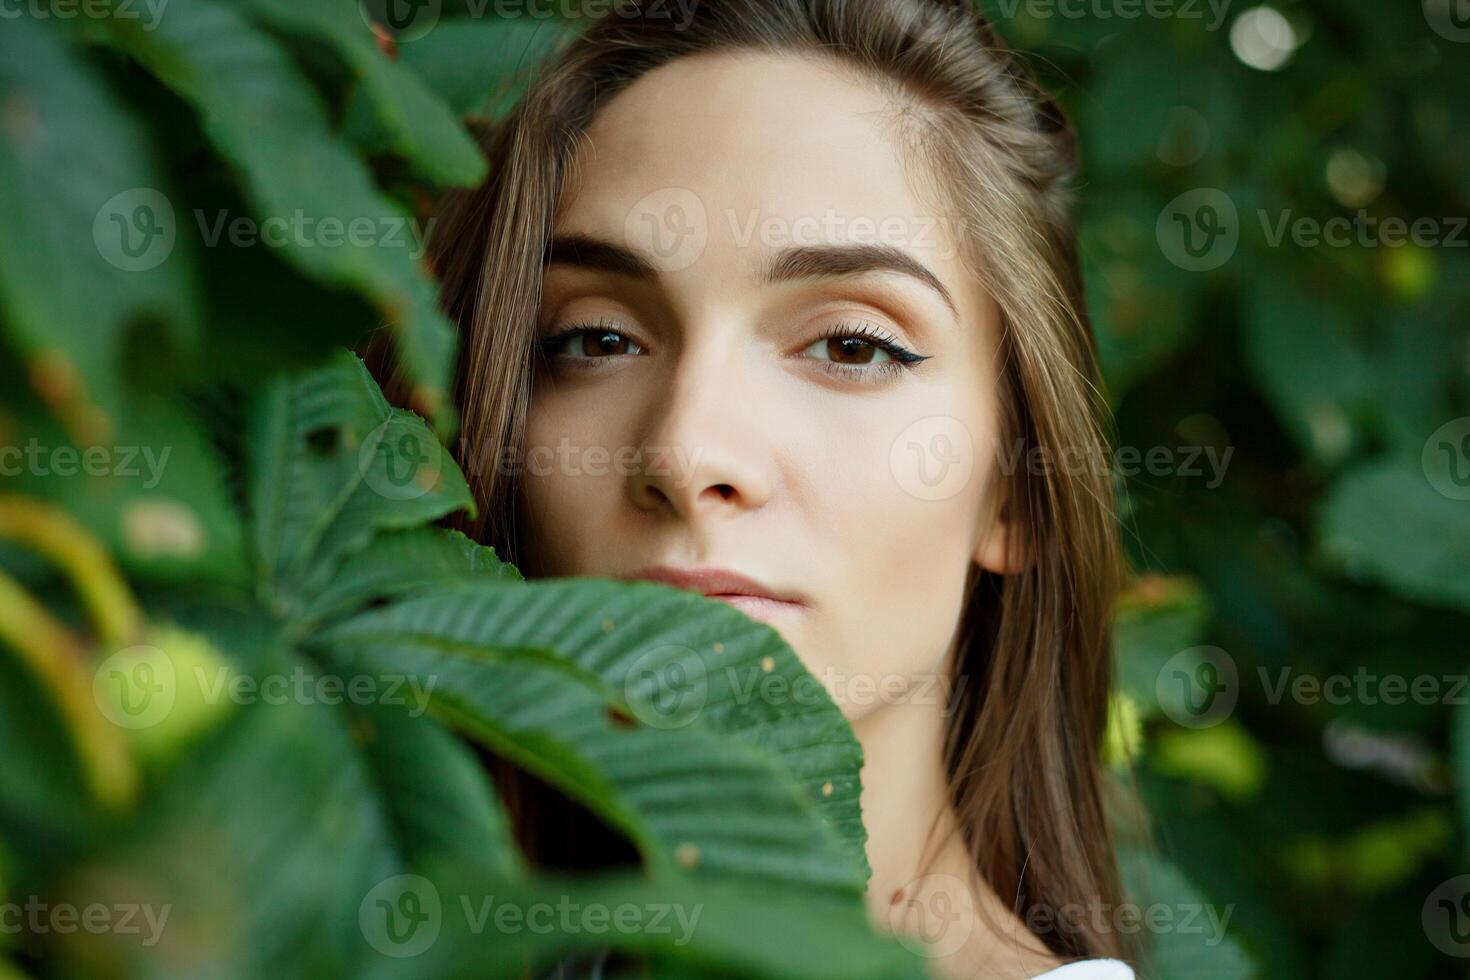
left=618, top=565, right=806, bottom=605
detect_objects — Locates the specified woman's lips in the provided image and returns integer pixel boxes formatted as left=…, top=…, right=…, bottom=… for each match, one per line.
left=708, top=593, right=803, bottom=623
left=619, top=565, right=807, bottom=623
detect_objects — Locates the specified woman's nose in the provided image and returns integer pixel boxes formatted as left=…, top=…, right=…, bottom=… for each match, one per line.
left=626, top=339, right=774, bottom=520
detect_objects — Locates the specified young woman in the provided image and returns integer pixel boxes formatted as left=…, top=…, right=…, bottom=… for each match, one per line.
left=422, top=1, right=1133, bottom=976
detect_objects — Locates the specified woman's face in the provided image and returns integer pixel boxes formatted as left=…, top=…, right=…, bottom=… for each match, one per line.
left=520, top=50, right=1018, bottom=722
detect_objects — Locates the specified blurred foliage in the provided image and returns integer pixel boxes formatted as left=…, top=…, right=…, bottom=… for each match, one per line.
left=1000, top=1, right=1470, bottom=976
left=0, top=0, right=1465, bottom=978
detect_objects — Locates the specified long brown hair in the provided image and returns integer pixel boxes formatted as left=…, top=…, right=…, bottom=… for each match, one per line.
left=417, top=0, right=1125, bottom=962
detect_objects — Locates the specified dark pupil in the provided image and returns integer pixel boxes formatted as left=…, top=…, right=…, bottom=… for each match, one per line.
left=828, top=336, right=875, bottom=364
left=584, top=331, right=626, bottom=356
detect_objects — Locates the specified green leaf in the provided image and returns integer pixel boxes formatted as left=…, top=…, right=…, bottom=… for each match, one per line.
left=0, top=13, right=197, bottom=442
left=1318, top=461, right=1470, bottom=611
left=248, top=353, right=472, bottom=613
left=239, top=0, right=486, bottom=186
left=317, top=579, right=870, bottom=893
left=1451, top=694, right=1470, bottom=850
left=1080, top=192, right=1204, bottom=399
left=94, top=0, right=458, bottom=430
left=42, top=654, right=518, bottom=976
left=348, top=694, right=521, bottom=880
left=1120, top=848, right=1257, bottom=980
left=1084, top=43, right=1242, bottom=179
left=297, top=527, right=519, bottom=631
left=0, top=639, right=94, bottom=870
left=0, top=384, right=247, bottom=585
left=391, top=18, right=579, bottom=122
left=1244, top=277, right=1372, bottom=465
left=1113, top=575, right=1211, bottom=721
left=362, top=866, right=929, bottom=980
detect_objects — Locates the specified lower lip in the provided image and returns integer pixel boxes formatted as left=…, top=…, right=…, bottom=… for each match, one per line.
left=711, top=594, right=804, bottom=623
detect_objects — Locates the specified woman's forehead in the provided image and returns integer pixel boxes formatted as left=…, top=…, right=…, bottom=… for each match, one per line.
left=549, top=52, right=980, bottom=312
left=559, top=51, right=938, bottom=236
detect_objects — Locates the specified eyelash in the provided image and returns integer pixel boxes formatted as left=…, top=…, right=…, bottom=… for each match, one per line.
left=535, top=318, right=931, bottom=382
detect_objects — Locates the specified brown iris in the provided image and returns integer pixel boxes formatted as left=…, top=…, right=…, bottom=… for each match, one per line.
left=582, top=331, right=635, bottom=356
left=826, top=336, right=879, bottom=364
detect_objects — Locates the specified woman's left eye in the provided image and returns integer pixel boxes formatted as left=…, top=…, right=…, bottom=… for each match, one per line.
left=798, top=325, right=929, bottom=373
left=537, top=324, right=645, bottom=361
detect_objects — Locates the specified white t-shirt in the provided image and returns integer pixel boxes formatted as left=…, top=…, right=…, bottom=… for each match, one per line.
left=1032, top=960, right=1135, bottom=979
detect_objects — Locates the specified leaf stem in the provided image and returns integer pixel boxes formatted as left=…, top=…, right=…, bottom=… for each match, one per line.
left=0, top=495, right=142, bottom=647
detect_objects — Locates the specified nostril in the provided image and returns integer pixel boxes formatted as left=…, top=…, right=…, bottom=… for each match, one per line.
left=711, top=484, right=735, bottom=500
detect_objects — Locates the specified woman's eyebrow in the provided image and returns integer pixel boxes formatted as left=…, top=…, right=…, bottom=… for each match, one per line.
left=544, top=234, right=656, bottom=279
left=544, top=234, right=958, bottom=320
left=763, top=243, right=959, bottom=321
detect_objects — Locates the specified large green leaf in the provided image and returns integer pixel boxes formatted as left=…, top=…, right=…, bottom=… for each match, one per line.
left=0, top=14, right=197, bottom=441
left=94, top=0, right=458, bottom=430
left=317, top=581, right=869, bottom=894
left=1318, top=461, right=1470, bottom=611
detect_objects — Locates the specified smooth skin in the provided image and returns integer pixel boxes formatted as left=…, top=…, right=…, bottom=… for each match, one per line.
left=518, top=50, right=1061, bottom=979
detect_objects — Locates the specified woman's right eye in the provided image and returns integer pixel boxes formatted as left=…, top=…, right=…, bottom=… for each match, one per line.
left=538, top=325, right=646, bottom=361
